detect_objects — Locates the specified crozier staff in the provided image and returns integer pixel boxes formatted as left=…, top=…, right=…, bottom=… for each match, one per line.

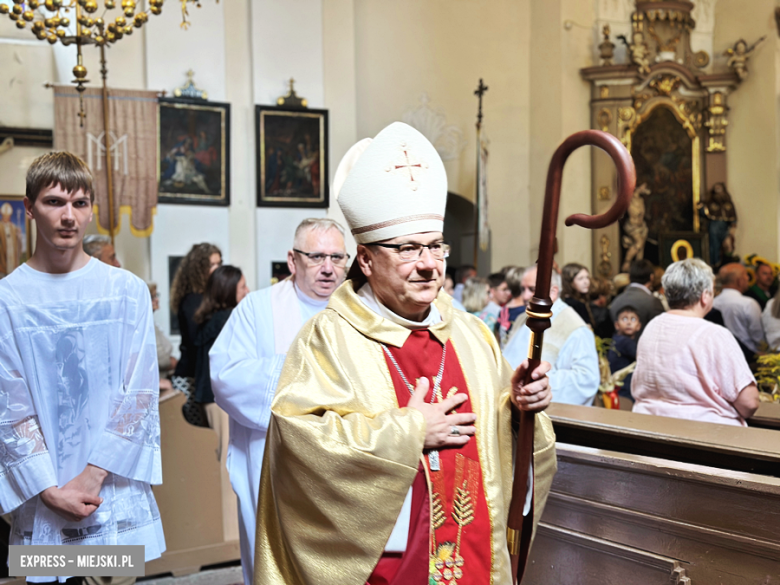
left=254, top=122, right=557, bottom=585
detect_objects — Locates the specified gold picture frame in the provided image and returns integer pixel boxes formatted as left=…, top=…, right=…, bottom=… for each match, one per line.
left=256, top=106, right=329, bottom=208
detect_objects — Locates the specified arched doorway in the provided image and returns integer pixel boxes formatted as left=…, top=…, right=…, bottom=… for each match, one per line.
left=443, top=192, right=491, bottom=274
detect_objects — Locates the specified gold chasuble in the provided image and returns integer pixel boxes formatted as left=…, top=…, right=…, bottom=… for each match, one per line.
left=254, top=281, right=557, bottom=585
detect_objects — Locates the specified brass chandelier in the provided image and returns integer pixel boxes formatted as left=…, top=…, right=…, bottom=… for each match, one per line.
left=1, top=0, right=205, bottom=117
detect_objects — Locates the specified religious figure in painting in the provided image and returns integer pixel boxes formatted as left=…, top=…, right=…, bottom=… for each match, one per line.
left=621, top=183, right=650, bottom=271
left=725, top=37, right=765, bottom=81
left=161, top=134, right=213, bottom=194
left=699, top=182, right=737, bottom=267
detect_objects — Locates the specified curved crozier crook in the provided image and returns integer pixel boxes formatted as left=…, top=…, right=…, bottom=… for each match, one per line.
left=562, top=131, right=636, bottom=229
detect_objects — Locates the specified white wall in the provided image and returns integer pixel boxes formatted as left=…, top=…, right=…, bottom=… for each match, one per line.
left=251, top=0, right=331, bottom=286
left=143, top=1, right=232, bottom=335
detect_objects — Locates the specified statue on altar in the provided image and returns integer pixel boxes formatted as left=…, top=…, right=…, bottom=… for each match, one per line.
left=621, top=183, right=650, bottom=271
left=629, top=31, right=651, bottom=77
left=725, top=37, right=765, bottom=81
left=699, top=182, right=737, bottom=267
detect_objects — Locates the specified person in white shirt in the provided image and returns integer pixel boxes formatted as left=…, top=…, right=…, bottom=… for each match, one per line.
left=0, top=152, right=164, bottom=583
left=503, top=266, right=600, bottom=406
left=713, top=263, right=765, bottom=354
left=209, top=218, right=348, bottom=585
left=762, top=288, right=780, bottom=350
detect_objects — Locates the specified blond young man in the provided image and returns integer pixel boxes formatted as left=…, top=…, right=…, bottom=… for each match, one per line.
left=0, top=152, right=164, bottom=583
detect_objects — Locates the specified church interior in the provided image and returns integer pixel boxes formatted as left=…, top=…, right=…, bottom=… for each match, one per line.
left=1, top=0, right=780, bottom=584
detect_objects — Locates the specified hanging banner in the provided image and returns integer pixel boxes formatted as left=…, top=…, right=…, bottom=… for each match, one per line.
left=53, top=86, right=158, bottom=236
left=476, top=127, right=490, bottom=252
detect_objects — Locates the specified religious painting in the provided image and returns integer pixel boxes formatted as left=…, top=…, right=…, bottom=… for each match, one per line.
left=627, top=106, right=694, bottom=266
left=256, top=106, right=329, bottom=208
left=659, top=232, right=708, bottom=267
left=158, top=98, right=231, bottom=206
left=0, top=195, right=32, bottom=279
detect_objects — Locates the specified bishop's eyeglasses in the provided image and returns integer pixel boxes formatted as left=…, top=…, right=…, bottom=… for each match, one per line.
left=293, top=249, right=351, bottom=267
left=370, top=241, right=451, bottom=263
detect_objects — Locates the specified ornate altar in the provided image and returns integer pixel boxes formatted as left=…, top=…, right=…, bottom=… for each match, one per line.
left=582, top=0, right=759, bottom=274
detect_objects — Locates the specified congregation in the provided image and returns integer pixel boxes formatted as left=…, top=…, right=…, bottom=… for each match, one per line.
left=2, top=125, right=773, bottom=585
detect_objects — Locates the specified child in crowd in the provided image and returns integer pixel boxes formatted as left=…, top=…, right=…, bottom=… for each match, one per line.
left=608, top=306, right=642, bottom=396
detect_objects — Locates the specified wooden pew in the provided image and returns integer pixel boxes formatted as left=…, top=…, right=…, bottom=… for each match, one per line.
left=145, top=391, right=240, bottom=577
left=525, top=404, right=780, bottom=584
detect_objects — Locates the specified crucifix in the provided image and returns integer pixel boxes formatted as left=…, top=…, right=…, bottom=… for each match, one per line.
left=475, top=78, right=489, bottom=129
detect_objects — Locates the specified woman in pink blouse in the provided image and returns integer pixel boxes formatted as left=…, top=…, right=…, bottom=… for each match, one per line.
left=632, top=258, right=759, bottom=426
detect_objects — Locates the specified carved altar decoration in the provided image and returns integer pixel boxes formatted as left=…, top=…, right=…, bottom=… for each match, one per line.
left=582, top=0, right=759, bottom=272
left=724, top=37, right=765, bottom=81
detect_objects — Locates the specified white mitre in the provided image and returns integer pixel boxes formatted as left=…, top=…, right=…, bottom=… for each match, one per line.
left=335, top=122, right=447, bottom=244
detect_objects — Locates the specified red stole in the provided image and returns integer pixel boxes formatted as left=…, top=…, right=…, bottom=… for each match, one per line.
left=367, top=330, right=492, bottom=585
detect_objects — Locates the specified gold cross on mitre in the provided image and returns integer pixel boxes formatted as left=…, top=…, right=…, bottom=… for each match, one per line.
left=389, top=144, right=428, bottom=191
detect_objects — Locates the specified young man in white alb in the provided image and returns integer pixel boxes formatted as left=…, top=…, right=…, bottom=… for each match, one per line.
left=0, top=152, right=165, bottom=583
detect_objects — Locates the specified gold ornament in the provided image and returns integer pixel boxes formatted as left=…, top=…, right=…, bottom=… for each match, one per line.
left=123, top=25, right=132, bottom=34
left=9, top=12, right=19, bottom=20
left=94, top=35, right=105, bottom=44
left=28, top=0, right=40, bottom=8
left=105, top=0, right=115, bottom=7
left=16, top=19, right=26, bottom=28
left=95, top=17, right=104, bottom=26
left=115, top=15, right=126, bottom=25
left=11, top=4, right=22, bottom=14
left=22, top=10, right=34, bottom=21
left=150, top=5, right=161, bottom=14
left=47, top=32, right=58, bottom=42
left=73, top=64, right=87, bottom=79
left=0, top=5, right=9, bottom=14
left=32, top=20, right=44, bottom=30
left=60, top=17, right=70, bottom=26
left=84, top=0, right=98, bottom=13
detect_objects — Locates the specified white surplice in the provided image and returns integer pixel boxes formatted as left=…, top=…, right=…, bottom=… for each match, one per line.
left=209, top=279, right=327, bottom=585
left=0, top=258, right=165, bottom=583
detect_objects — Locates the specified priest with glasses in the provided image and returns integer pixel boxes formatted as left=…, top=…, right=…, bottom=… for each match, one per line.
left=253, top=122, right=557, bottom=585
left=209, top=217, right=349, bottom=585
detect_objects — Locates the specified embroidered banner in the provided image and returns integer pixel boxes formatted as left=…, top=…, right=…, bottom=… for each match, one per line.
left=53, top=86, right=158, bottom=236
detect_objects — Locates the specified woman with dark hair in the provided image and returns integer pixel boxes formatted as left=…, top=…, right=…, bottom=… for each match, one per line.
left=193, top=265, right=249, bottom=407
left=170, top=242, right=222, bottom=425
left=561, top=262, right=613, bottom=339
